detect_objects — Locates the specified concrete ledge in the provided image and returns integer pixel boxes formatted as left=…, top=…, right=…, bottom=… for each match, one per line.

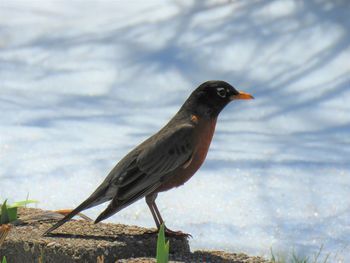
left=0, top=208, right=268, bottom=263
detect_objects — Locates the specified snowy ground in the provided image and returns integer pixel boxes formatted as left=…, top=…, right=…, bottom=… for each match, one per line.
left=1, top=0, right=349, bottom=261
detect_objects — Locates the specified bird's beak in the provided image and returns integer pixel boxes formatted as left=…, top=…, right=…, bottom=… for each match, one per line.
left=230, top=91, right=254, bottom=100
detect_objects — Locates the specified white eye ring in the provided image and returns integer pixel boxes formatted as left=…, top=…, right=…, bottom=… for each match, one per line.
left=216, top=87, right=227, bottom=98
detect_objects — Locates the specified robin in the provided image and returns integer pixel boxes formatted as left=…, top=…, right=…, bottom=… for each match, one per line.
left=43, top=80, right=254, bottom=237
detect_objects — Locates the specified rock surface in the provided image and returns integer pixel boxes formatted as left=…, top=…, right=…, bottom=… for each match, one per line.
left=0, top=208, right=269, bottom=263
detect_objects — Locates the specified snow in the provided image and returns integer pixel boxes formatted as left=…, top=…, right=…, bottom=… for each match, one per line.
left=1, top=0, right=349, bottom=261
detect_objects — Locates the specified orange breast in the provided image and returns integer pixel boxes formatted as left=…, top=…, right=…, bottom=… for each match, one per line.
left=156, top=117, right=217, bottom=192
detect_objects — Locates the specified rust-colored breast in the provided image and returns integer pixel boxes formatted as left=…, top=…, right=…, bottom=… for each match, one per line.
left=156, top=117, right=217, bottom=192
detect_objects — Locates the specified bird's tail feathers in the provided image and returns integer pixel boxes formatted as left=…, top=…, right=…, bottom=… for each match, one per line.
left=94, top=183, right=160, bottom=224
left=43, top=186, right=109, bottom=236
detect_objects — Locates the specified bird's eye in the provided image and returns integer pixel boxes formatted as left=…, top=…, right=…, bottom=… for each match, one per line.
left=216, top=87, right=226, bottom=98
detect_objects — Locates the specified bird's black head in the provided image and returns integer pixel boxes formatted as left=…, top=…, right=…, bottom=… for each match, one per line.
left=183, top=80, right=254, bottom=118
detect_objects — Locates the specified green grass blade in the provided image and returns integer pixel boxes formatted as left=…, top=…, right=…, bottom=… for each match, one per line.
left=7, top=207, right=18, bottom=222
left=270, top=247, right=276, bottom=262
left=1, top=200, right=9, bottom=224
left=156, top=224, right=165, bottom=263
left=1, top=256, right=7, bottom=263
left=322, top=253, right=330, bottom=263
left=9, top=200, right=38, bottom=208
left=156, top=224, right=169, bottom=263
left=165, top=240, right=170, bottom=258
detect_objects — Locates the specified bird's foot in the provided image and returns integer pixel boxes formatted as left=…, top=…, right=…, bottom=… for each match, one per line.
left=164, top=226, right=192, bottom=238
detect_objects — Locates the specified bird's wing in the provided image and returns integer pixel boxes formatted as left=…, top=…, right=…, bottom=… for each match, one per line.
left=122, top=123, right=195, bottom=197
left=137, top=123, right=195, bottom=177
left=94, top=123, right=195, bottom=223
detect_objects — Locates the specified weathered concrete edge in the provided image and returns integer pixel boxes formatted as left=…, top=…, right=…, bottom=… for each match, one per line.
left=0, top=208, right=269, bottom=263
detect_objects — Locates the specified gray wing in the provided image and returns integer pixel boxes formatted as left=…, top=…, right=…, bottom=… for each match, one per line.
left=94, top=123, right=195, bottom=223
left=134, top=123, right=194, bottom=190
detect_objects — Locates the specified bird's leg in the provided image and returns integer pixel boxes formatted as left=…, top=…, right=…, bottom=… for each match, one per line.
left=151, top=199, right=165, bottom=226
left=145, top=193, right=191, bottom=238
left=146, top=193, right=161, bottom=229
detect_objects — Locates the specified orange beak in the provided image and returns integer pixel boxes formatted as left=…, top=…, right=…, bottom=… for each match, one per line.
left=230, top=91, right=254, bottom=100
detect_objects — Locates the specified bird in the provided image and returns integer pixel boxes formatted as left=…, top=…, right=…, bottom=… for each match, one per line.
left=43, top=80, right=254, bottom=237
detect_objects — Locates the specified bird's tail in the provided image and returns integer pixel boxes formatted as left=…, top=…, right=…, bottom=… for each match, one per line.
left=94, top=182, right=160, bottom=224
left=43, top=186, right=109, bottom=236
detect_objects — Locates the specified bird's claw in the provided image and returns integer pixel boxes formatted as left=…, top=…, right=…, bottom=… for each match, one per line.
left=164, top=227, right=192, bottom=238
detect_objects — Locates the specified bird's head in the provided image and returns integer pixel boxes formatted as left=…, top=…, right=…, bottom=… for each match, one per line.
left=183, top=80, right=254, bottom=118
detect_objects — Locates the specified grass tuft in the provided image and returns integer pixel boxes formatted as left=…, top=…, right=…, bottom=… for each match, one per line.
left=0, top=199, right=38, bottom=224
left=270, top=245, right=330, bottom=263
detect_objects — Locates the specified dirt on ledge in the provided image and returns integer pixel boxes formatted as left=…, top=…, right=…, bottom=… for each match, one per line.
left=0, top=208, right=269, bottom=263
